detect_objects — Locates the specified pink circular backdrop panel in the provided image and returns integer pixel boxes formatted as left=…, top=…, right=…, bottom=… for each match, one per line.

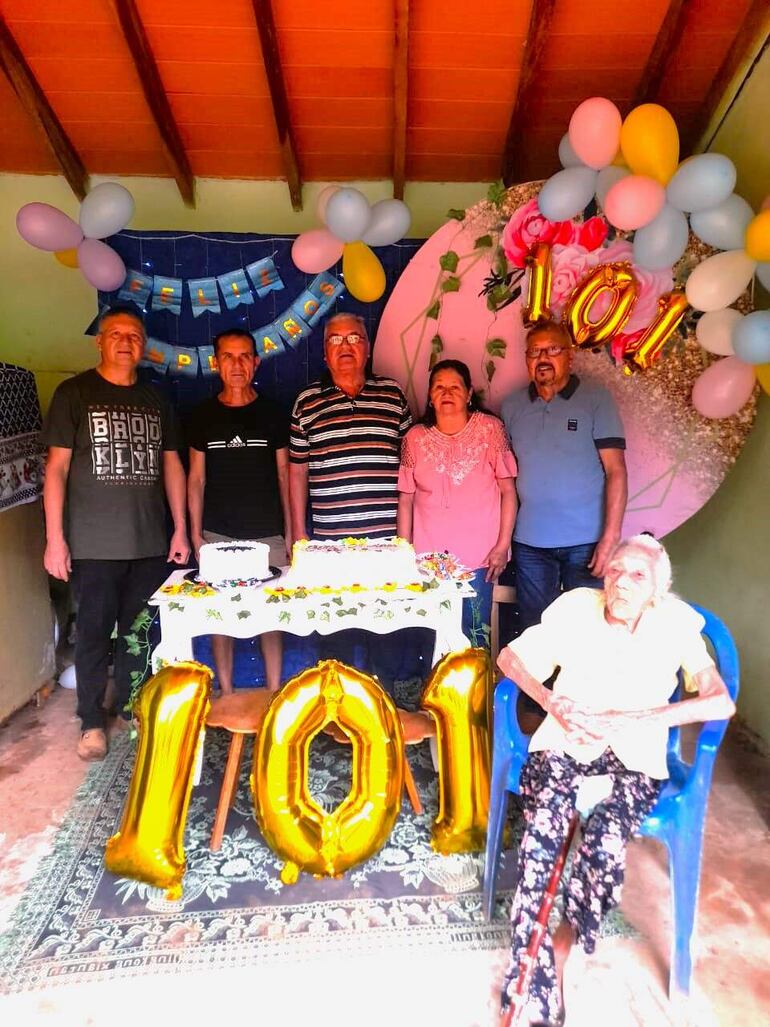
left=374, top=185, right=757, bottom=539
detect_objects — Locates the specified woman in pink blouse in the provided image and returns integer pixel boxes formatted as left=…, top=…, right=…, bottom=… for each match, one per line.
left=398, top=359, right=518, bottom=647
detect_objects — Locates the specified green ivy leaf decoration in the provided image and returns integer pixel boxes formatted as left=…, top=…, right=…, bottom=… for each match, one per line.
left=124, top=634, right=142, bottom=657
left=426, top=299, right=441, bottom=320
left=486, top=360, right=497, bottom=382
left=475, top=234, right=493, bottom=249
left=447, top=208, right=466, bottom=221
left=429, top=334, right=444, bottom=370
left=486, top=337, right=507, bottom=358
left=441, top=276, right=461, bottom=294
left=236, top=610, right=251, bottom=620
left=439, top=250, right=459, bottom=272
left=487, top=180, right=507, bottom=207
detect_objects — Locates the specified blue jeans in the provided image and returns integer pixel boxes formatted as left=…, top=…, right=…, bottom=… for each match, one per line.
left=513, top=541, right=600, bottom=633
left=462, top=569, right=493, bottom=650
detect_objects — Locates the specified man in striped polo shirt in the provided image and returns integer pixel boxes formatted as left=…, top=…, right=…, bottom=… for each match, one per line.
left=289, top=312, right=412, bottom=541
left=289, top=312, right=413, bottom=688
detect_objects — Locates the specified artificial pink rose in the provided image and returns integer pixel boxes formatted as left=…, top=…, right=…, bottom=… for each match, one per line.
left=501, top=198, right=576, bottom=268
left=549, top=244, right=601, bottom=314
left=576, top=216, right=608, bottom=252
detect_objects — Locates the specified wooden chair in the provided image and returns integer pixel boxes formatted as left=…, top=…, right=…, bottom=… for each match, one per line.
left=206, top=689, right=273, bottom=851
left=490, top=583, right=516, bottom=669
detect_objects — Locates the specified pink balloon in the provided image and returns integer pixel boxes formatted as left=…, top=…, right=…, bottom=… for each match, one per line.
left=77, top=239, right=127, bottom=291
left=16, top=202, right=83, bottom=251
left=691, top=356, right=756, bottom=419
left=603, top=175, right=666, bottom=231
left=291, top=228, right=344, bottom=273
left=568, top=97, right=622, bottom=170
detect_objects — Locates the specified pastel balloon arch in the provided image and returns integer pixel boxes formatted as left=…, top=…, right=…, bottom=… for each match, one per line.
left=374, top=96, right=766, bottom=539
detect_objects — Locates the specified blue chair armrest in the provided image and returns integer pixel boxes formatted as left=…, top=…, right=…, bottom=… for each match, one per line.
left=494, top=677, right=529, bottom=754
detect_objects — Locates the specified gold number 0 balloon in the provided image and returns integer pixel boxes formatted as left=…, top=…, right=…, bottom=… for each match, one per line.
left=564, top=261, right=639, bottom=346
left=421, top=648, right=491, bottom=854
left=253, top=660, right=405, bottom=884
left=105, top=662, right=212, bottom=899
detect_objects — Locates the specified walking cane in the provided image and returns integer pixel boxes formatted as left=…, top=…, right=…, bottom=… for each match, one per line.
left=501, top=814, right=580, bottom=1027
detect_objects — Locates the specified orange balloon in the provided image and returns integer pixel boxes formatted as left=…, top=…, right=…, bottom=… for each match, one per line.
left=522, top=242, right=553, bottom=324
left=624, top=291, right=689, bottom=371
left=54, top=247, right=79, bottom=268
left=564, top=262, right=639, bottom=346
left=421, top=648, right=491, bottom=854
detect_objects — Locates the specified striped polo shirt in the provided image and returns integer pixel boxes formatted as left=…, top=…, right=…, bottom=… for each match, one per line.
left=290, top=373, right=412, bottom=538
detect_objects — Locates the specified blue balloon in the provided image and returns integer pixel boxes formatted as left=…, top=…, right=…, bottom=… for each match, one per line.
left=538, top=167, right=598, bottom=222
left=666, top=154, right=737, bottom=214
left=756, top=262, right=770, bottom=291
left=558, top=133, right=583, bottom=168
left=690, top=193, right=755, bottom=250
left=732, top=310, right=770, bottom=365
left=633, top=204, right=689, bottom=270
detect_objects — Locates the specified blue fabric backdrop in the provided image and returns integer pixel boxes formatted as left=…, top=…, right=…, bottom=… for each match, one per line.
left=96, top=231, right=427, bottom=687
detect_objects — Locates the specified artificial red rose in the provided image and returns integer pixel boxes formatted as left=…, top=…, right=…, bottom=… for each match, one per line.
left=611, top=329, right=644, bottom=365
left=501, top=199, right=577, bottom=268
left=576, top=216, right=609, bottom=252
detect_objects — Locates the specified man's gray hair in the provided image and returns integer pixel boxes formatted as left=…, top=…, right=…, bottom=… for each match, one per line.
left=609, top=534, right=672, bottom=597
left=323, top=312, right=369, bottom=342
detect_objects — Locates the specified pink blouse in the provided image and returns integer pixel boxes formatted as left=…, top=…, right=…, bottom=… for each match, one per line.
left=398, top=412, right=517, bottom=570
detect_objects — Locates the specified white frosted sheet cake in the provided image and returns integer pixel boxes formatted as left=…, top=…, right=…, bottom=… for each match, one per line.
left=286, top=537, right=420, bottom=590
left=198, top=540, right=270, bottom=586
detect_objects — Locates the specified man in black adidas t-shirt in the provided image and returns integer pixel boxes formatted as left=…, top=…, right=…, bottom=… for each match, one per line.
left=187, top=329, right=290, bottom=693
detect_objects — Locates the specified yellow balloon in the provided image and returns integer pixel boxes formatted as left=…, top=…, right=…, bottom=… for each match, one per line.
left=54, top=247, right=79, bottom=268
left=744, top=211, right=770, bottom=262
left=421, top=649, right=491, bottom=854
left=253, top=660, right=404, bottom=882
left=104, top=662, right=212, bottom=899
left=620, top=104, right=680, bottom=185
left=755, top=362, right=770, bottom=395
left=342, top=241, right=386, bottom=302
left=563, top=262, right=639, bottom=346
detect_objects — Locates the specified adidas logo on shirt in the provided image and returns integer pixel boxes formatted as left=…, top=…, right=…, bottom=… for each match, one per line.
left=227, top=435, right=246, bottom=448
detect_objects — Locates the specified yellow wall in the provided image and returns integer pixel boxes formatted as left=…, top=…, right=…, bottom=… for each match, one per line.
left=666, top=47, right=770, bottom=742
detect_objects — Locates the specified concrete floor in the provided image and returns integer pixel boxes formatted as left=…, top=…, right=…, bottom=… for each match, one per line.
left=1, top=685, right=769, bottom=1026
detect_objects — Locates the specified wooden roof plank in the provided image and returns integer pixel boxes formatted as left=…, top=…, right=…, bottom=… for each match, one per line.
left=393, top=0, right=409, bottom=199
left=0, top=14, right=88, bottom=198
left=113, top=0, right=195, bottom=207
left=250, top=0, right=303, bottom=211
left=633, top=0, right=693, bottom=105
left=502, top=0, right=558, bottom=186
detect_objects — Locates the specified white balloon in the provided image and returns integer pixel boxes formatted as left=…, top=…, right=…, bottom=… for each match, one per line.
left=361, top=199, right=411, bottom=246
left=79, top=182, right=135, bottom=239
left=316, top=185, right=339, bottom=225
left=666, top=154, right=737, bottom=214
left=59, top=664, right=77, bottom=690
left=695, top=308, right=743, bottom=356
left=324, top=187, right=372, bottom=242
left=596, top=166, right=629, bottom=208
left=756, top=262, right=770, bottom=291
left=685, top=249, right=757, bottom=312
left=558, top=133, right=583, bottom=168
left=538, top=167, right=598, bottom=222
left=690, top=193, right=755, bottom=251
left=633, top=204, right=689, bottom=270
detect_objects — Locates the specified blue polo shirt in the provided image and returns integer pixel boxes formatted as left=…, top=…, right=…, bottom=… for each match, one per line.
left=502, top=375, right=625, bottom=548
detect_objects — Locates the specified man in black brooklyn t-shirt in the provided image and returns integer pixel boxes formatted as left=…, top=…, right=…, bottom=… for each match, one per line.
left=187, top=329, right=291, bottom=693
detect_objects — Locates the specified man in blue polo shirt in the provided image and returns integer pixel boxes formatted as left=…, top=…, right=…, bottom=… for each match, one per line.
left=502, top=319, right=627, bottom=640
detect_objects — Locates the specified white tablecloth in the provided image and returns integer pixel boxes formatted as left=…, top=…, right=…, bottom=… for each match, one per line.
left=148, top=569, right=474, bottom=672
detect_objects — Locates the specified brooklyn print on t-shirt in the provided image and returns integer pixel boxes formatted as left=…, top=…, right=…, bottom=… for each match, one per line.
left=88, top=405, right=162, bottom=483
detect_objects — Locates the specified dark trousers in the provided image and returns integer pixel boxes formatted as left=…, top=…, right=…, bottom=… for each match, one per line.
left=71, top=556, right=169, bottom=730
left=513, top=541, right=601, bottom=633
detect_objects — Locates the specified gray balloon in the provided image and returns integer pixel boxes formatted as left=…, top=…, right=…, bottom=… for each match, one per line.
left=666, top=153, right=736, bottom=213
left=596, top=166, right=629, bottom=208
left=633, top=204, right=689, bottom=270
left=690, top=193, right=754, bottom=251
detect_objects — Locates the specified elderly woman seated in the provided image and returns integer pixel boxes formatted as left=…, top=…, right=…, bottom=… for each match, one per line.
left=496, top=534, right=735, bottom=1026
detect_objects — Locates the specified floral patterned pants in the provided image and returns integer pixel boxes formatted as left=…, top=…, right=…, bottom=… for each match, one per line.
left=501, top=749, right=662, bottom=1023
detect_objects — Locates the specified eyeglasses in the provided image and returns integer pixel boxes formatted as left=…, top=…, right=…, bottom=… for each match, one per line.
left=525, top=344, right=567, bottom=359
left=326, top=333, right=366, bottom=347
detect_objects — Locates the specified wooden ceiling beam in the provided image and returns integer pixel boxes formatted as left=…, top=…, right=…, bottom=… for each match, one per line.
left=0, top=15, right=89, bottom=200
left=687, top=0, right=770, bottom=155
left=392, top=0, right=410, bottom=200
left=632, top=0, right=692, bottom=106
left=250, top=0, right=303, bottom=212
left=501, top=0, right=557, bottom=187
left=114, top=0, right=195, bottom=207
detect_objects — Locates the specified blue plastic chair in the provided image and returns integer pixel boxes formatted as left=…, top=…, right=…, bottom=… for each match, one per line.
left=482, top=602, right=739, bottom=999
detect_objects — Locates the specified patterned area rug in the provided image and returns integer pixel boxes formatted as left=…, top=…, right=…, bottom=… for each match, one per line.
left=0, top=685, right=632, bottom=994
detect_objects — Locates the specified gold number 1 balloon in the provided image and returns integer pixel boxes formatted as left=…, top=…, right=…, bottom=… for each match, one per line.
left=105, top=662, right=212, bottom=899
left=421, top=648, right=491, bottom=854
left=253, top=660, right=405, bottom=883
